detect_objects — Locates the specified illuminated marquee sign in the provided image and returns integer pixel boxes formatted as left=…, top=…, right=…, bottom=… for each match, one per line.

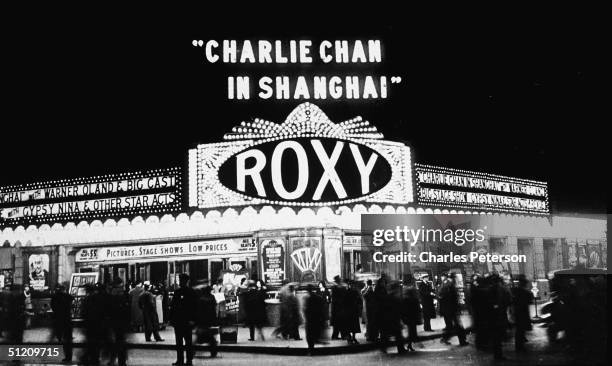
left=75, top=238, right=256, bottom=263
left=0, top=168, right=182, bottom=225
left=189, top=103, right=413, bottom=208
left=415, top=164, right=549, bottom=214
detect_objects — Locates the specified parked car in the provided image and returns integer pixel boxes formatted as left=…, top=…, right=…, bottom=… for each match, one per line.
left=540, top=268, right=607, bottom=354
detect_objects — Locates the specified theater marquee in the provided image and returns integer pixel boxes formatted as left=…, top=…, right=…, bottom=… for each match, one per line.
left=188, top=103, right=414, bottom=209
left=0, top=168, right=183, bottom=225
left=415, top=164, right=549, bottom=214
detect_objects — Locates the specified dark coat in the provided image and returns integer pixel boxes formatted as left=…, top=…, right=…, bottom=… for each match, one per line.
left=195, top=292, right=218, bottom=328
left=129, top=287, right=144, bottom=326
left=418, top=281, right=436, bottom=319
left=108, top=285, right=130, bottom=329
left=169, top=287, right=197, bottom=327
left=512, top=287, right=533, bottom=331
left=330, top=284, right=347, bottom=327
left=139, top=290, right=159, bottom=329
left=305, top=292, right=325, bottom=335
left=381, top=292, right=403, bottom=333
left=345, top=287, right=362, bottom=333
left=438, top=281, right=459, bottom=317
left=401, top=293, right=422, bottom=326
left=244, top=288, right=267, bottom=327
left=51, top=292, right=73, bottom=325
left=281, top=293, right=301, bottom=328
left=83, top=292, right=106, bottom=330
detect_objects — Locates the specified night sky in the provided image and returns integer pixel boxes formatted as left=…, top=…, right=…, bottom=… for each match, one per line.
left=2, top=12, right=605, bottom=214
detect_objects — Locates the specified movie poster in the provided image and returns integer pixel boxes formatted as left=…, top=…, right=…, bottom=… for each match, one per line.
left=289, top=237, right=322, bottom=283
left=324, top=237, right=342, bottom=282
left=28, top=253, right=50, bottom=290
left=260, top=239, right=285, bottom=289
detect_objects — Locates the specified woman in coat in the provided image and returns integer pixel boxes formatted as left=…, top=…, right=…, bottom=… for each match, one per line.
left=345, top=280, right=362, bottom=344
left=401, top=285, right=422, bottom=352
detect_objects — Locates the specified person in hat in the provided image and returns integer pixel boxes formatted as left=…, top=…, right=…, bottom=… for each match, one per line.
left=170, top=273, right=197, bottom=366
left=244, top=280, right=266, bottom=341
left=139, top=281, right=164, bottom=342
left=51, top=284, right=73, bottom=363
left=418, top=274, right=436, bottom=331
left=330, top=275, right=348, bottom=340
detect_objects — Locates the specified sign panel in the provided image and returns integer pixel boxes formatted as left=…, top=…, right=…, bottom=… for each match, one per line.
left=75, top=238, right=256, bottom=263
left=260, top=239, right=286, bottom=289
left=69, top=272, right=98, bottom=319
left=289, top=236, right=322, bottom=283
left=0, top=168, right=182, bottom=225
left=189, top=103, right=413, bottom=209
left=415, top=164, right=549, bottom=214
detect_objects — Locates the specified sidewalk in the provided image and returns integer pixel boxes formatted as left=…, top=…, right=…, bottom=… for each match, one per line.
left=0, top=315, right=473, bottom=355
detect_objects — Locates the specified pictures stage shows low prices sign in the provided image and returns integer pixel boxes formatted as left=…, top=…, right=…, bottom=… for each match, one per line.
left=69, top=272, right=99, bottom=319
left=260, top=239, right=285, bottom=288
left=75, top=238, right=256, bottom=263
left=0, top=168, right=182, bottom=225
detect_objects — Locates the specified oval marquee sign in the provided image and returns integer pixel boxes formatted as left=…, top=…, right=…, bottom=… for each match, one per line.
left=218, top=137, right=392, bottom=204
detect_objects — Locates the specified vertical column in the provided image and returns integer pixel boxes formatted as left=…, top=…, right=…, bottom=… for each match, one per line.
left=554, top=238, right=563, bottom=271
left=533, top=237, right=545, bottom=279
left=506, top=236, right=519, bottom=275
left=14, top=244, right=23, bottom=285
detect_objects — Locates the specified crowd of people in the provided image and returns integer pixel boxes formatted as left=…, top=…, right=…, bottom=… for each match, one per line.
left=0, top=270, right=552, bottom=364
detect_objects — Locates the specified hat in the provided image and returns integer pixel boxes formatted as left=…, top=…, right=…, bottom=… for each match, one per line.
left=143, top=281, right=151, bottom=286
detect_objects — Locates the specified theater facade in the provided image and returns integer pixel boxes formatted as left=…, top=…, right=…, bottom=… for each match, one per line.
left=0, top=103, right=607, bottom=297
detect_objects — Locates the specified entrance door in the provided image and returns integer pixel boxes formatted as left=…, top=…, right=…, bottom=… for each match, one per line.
left=149, top=261, right=168, bottom=286
left=209, top=259, right=224, bottom=285
left=187, top=259, right=208, bottom=284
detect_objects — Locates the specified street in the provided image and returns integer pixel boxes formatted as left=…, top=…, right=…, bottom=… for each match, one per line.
left=4, top=325, right=600, bottom=366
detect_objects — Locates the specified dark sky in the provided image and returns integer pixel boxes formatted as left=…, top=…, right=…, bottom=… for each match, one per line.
left=2, top=11, right=606, bottom=214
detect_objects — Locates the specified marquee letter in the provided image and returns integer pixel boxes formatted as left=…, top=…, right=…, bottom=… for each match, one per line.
left=311, top=140, right=347, bottom=200
left=205, top=40, right=219, bottom=63
left=236, top=149, right=266, bottom=196
left=349, top=144, right=378, bottom=194
left=272, top=141, right=308, bottom=200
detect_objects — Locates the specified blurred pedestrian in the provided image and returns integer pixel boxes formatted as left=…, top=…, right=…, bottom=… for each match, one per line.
left=345, top=280, right=362, bottom=344
left=244, top=281, right=266, bottom=341
left=401, top=285, right=422, bottom=352
left=439, top=273, right=468, bottom=346
left=489, top=273, right=511, bottom=360
left=194, top=285, right=218, bottom=358
left=379, top=281, right=405, bottom=354
left=284, top=285, right=301, bottom=340
left=330, top=276, right=348, bottom=340
left=237, top=277, right=248, bottom=323
left=469, top=274, right=490, bottom=350
left=128, top=282, right=144, bottom=332
left=305, top=284, right=325, bottom=354
left=82, top=283, right=106, bottom=365
left=362, top=279, right=379, bottom=341
left=107, top=277, right=129, bottom=366
left=418, top=275, right=436, bottom=331
left=158, top=282, right=169, bottom=330
left=170, top=274, right=197, bottom=366
left=139, top=281, right=164, bottom=342
left=23, top=285, right=33, bottom=329
left=51, top=284, right=73, bottom=363
left=5, top=284, right=26, bottom=343
left=512, top=275, right=533, bottom=352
